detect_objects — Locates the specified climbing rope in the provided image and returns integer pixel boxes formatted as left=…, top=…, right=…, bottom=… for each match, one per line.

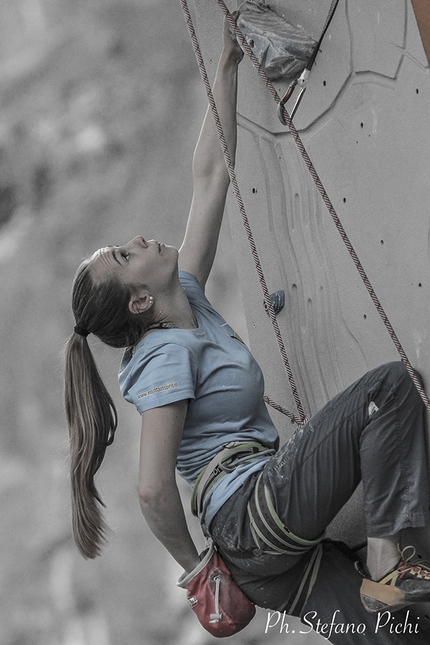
left=217, top=0, right=430, bottom=415
left=180, top=0, right=307, bottom=425
left=181, top=0, right=430, bottom=416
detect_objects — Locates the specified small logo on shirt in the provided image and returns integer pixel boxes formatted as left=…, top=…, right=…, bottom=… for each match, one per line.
left=137, top=382, right=179, bottom=399
left=221, top=322, right=245, bottom=344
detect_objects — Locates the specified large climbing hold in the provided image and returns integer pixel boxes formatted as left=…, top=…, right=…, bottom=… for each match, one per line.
left=236, top=1, right=317, bottom=80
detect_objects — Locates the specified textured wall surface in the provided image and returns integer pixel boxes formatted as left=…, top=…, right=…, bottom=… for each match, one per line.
left=192, top=0, right=430, bottom=545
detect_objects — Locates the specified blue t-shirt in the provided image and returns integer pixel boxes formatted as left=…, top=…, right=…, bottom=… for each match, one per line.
left=119, top=271, right=279, bottom=526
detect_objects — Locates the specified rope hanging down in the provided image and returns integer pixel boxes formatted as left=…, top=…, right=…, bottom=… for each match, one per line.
left=180, top=0, right=307, bottom=425
left=215, top=0, right=430, bottom=416
left=181, top=0, right=430, bottom=417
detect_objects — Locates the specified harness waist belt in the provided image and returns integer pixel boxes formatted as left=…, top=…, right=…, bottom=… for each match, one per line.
left=191, top=441, right=275, bottom=518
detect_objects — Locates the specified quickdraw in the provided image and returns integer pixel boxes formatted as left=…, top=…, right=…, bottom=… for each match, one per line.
left=278, top=0, right=340, bottom=123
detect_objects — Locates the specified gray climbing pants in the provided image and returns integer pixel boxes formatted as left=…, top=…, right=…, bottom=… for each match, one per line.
left=209, top=362, right=430, bottom=614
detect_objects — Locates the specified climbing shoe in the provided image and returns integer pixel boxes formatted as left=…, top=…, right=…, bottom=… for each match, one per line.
left=360, top=546, right=430, bottom=613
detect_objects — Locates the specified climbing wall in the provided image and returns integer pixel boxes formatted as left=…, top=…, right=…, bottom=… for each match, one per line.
left=192, top=0, right=430, bottom=545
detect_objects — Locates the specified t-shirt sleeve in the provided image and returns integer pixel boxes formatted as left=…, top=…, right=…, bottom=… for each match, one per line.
left=120, top=342, right=197, bottom=414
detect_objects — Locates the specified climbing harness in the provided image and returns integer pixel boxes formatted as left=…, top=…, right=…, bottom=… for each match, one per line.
left=283, top=542, right=324, bottom=616
left=247, top=471, right=325, bottom=556
left=190, top=444, right=325, bottom=617
left=246, top=470, right=325, bottom=615
left=180, top=0, right=430, bottom=418
left=191, top=441, right=275, bottom=519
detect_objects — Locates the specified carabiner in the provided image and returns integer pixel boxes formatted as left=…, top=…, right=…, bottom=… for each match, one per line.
left=277, top=69, right=310, bottom=124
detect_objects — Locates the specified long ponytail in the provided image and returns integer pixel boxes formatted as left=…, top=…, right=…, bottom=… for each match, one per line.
left=64, top=333, right=117, bottom=558
left=64, top=260, right=146, bottom=558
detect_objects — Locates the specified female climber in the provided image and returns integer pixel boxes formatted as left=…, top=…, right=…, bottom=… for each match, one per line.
left=64, top=13, right=430, bottom=642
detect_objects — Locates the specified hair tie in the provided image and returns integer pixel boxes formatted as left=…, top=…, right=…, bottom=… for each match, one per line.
left=74, top=325, right=90, bottom=338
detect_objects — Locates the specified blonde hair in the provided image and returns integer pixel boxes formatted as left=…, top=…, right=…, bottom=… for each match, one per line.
left=64, top=260, right=146, bottom=558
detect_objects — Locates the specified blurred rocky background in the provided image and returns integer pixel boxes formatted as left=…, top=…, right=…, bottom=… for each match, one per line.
left=0, top=1, right=326, bottom=643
